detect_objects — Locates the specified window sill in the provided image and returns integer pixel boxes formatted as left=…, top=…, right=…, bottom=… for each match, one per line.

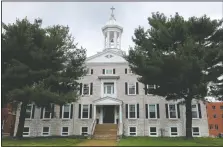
left=149, top=135, right=158, bottom=137
left=128, top=118, right=137, bottom=120
left=128, top=94, right=137, bottom=96
left=82, top=95, right=91, bottom=97
left=148, top=118, right=158, bottom=120
left=192, top=118, right=200, bottom=120
left=168, top=118, right=179, bottom=120
left=42, top=118, right=52, bottom=120
left=62, top=118, right=71, bottom=120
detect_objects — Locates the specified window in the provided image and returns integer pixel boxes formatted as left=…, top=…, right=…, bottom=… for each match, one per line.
left=129, top=104, right=137, bottom=119
left=129, top=127, right=137, bottom=136
left=81, top=127, right=88, bottom=136
left=169, top=104, right=177, bottom=119
left=23, top=127, right=30, bottom=137
left=86, top=68, right=90, bottom=75
left=215, top=124, right=218, bottom=130
left=212, top=106, right=216, bottom=110
left=192, top=127, right=200, bottom=137
left=83, top=84, right=90, bottom=95
left=104, top=82, right=114, bottom=94
left=62, top=104, right=71, bottom=119
left=43, top=106, right=52, bottom=119
left=42, top=127, right=50, bottom=136
left=105, top=69, right=113, bottom=75
left=192, top=104, right=199, bottom=118
left=149, top=127, right=158, bottom=137
left=220, top=105, right=223, bottom=110
left=25, top=104, right=33, bottom=119
left=82, top=105, right=89, bottom=119
left=147, top=84, right=156, bottom=94
left=209, top=124, right=213, bottom=129
left=213, top=114, right=217, bottom=118
left=61, top=127, right=69, bottom=136
left=148, top=104, right=157, bottom=119
left=128, top=83, right=136, bottom=95
left=170, top=127, right=178, bottom=137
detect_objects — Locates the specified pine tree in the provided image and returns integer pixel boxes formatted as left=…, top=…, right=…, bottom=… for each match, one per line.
left=2, top=18, right=86, bottom=138
left=125, top=12, right=223, bottom=139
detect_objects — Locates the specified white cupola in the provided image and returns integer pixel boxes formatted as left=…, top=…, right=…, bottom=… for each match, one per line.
left=102, top=7, right=123, bottom=50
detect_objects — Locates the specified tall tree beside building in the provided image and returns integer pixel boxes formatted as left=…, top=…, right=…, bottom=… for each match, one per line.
left=125, top=12, right=223, bottom=139
left=2, top=18, right=86, bottom=138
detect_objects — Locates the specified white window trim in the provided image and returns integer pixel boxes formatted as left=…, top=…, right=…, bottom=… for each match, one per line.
left=128, top=82, right=136, bottom=95
left=105, top=69, right=113, bottom=75
left=192, top=104, right=199, bottom=119
left=61, top=126, right=69, bottom=136
left=103, top=82, right=115, bottom=95
left=43, top=107, right=52, bottom=119
left=168, top=104, right=178, bottom=119
left=128, top=126, right=137, bottom=136
left=169, top=127, right=179, bottom=137
left=25, top=104, right=33, bottom=119
left=81, top=104, right=90, bottom=119
left=148, top=104, right=157, bottom=119
left=86, top=68, right=91, bottom=75
left=42, top=126, right=50, bottom=136
left=80, top=126, right=89, bottom=136
left=149, top=126, right=158, bottom=137
left=23, top=126, right=30, bottom=137
left=62, top=104, right=71, bottom=119
left=192, top=126, right=200, bottom=137
left=128, top=104, right=137, bottom=119
left=82, top=83, right=90, bottom=96
left=146, top=84, right=156, bottom=95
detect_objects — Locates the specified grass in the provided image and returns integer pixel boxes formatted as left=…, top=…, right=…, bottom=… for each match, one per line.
left=2, top=137, right=83, bottom=146
left=118, top=137, right=223, bottom=146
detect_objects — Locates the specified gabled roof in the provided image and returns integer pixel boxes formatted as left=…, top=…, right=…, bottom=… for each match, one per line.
left=93, top=96, right=123, bottom=105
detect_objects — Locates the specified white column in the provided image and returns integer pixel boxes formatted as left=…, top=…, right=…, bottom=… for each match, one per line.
left=104, top=33, right=107, bottom=48
left=100, top=106, right=103, bottom=124
left=119, top=34, right=122, bottom=49
left=107, top=31, right=110, bottom=48
left=119, top=104, right=122, bottom=123
left=94, top=105, right=96, bottom=120
left=114, top=31, right=117, bottom=48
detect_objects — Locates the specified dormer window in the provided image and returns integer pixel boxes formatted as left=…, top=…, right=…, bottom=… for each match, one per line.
left=105, top=54, right=113, bottom=58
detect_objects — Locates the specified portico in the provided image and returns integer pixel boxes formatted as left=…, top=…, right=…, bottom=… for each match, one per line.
left=93, top=97, right=123, bottom=124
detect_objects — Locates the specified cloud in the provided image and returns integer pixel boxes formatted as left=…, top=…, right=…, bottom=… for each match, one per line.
left=2, top=2, right=222, bottom=57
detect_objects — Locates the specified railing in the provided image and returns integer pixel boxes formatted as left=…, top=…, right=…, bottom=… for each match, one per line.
left=90, top=119, right=97, bottom=137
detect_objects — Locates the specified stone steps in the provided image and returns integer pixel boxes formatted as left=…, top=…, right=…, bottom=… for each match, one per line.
left=93, top=124, right=118, bottom=140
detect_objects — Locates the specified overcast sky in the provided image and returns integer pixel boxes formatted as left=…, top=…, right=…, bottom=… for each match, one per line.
left=2, top=2, right=223, bottom=57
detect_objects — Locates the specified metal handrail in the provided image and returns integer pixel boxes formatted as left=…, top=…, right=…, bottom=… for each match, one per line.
left=91, top=119, right=97, bottom=136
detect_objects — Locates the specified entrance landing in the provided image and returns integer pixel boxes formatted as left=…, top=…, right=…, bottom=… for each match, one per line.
left=76, top=139, right=117, bottom=146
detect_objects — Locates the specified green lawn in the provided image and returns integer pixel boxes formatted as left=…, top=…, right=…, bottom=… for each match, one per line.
left=2, top=137, right=83, bottom=146
left=118, top=137, right=223, bottom=146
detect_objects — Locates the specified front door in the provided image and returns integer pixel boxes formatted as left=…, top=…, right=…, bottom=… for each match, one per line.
left=103, top=105, right=114, bottom=123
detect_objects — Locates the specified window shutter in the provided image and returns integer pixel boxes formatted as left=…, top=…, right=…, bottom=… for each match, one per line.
left=113, top=68, right=115, bottom=74
left=80, top=83, right=82, bottom=95
left=90, top=83, right=93, bottom=95
left=51, top=104, right=55, bottom=118
left=157, top=104, right=160, bottom=118
left=60, top=105, right=62, bottom=118
left=32, top=105, right=35, bottom=119
left=70, top=104, right=73, bottom=119
left=198, top=103, right=202, bottom=118
left=78, top=104, right=81, bottom=119
left=144, top=84, right=148, bottom=95
left=102, top=69, right=105, bottom=74
left=145, top=104, right=148, bottom=119
left=125, top=82, right=128, bottom=95
left=177, top=104, right=180, bottom=118
left=90, top=104, right=92, bottom=118
left=91, top=69, right=93, bottom=74
left=136, top=82, right=139, bottom=94
left=125, top=68, right=127, bottom=74
left=137, top=104, right=139, bottom=118
left=125, top=104, right=128, bottom=119
left=165, top=104, right=169, bottom=118
left=40, top=107, right=43, bottom=119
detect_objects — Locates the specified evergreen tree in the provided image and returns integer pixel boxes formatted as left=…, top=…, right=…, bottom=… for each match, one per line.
left=125, top=12, right=223, bottom=139
left=2, top=18, right=86, bottom=138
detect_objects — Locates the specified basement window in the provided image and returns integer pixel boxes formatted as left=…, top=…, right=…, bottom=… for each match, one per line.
left=129, top=126, right=137, bottom=136
left=81, top=127, right=88, bottom=136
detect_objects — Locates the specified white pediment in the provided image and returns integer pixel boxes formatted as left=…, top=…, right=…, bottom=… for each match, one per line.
left=86, top=50, right=127, bottom=63
left=93, top=97, right=123, bottom=105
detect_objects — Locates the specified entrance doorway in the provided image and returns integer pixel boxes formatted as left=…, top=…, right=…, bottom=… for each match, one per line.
left=103, top=105, right=114, bottom=123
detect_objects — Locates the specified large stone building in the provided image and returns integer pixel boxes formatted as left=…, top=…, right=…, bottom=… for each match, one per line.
left=14, top=8, right=209, bottom=138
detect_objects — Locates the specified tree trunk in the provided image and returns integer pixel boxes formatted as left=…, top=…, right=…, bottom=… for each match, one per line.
left=185, top=98, right=193, bottom=139
left=16, top=102, right=28, bottom=139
